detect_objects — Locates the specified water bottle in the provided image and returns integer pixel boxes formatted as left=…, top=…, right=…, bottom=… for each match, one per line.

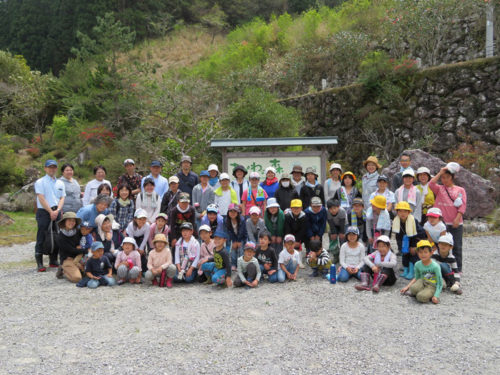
left=329, top=264, right=336, bottom=284
left=402, top=235, right=410, bottom=254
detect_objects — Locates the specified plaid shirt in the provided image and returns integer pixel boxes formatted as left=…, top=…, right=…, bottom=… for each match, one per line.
left=109, top=198, right=135, bottom=230
left=117, top=173, right=143, bottom=196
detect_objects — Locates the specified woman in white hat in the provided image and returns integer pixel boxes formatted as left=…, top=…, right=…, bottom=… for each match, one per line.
left=260, top=166, right=280, bottom=199
left=416, top=167, right=435, bottom=225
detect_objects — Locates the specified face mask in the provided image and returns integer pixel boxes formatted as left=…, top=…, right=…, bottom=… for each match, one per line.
left=281, top=181, right=290, bottom=188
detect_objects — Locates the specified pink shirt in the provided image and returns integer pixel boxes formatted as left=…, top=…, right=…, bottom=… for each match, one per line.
left=147, top=248, right=173, bottom=270
left=429, top=181, right=467, bottom=225
left=200, top=240, right=215, bottom=261
left=241, top=188, right=268, bottom=216
left=114, top=250, right=141, bottom=269
left=148, top=223, right=169, bottom=249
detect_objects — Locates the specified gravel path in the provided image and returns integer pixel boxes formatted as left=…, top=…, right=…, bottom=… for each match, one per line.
left=0, top=236, right=499, bottom=374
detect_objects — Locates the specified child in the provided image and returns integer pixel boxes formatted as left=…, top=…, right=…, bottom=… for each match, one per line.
left=416, top=167, right=435, bottom=225
left=56, top=212, right=86, bottom=283
left=347, top=198, right=368, bottom=245
left=115, top=237, right=141, bottom=285
left=392, top=201, right=424, bottom=280
left=366, top=195, right=391, bottom=250
left=192, top=170, right=215, bottom=228
left=326, top=199, right=346, bottom=264
left=147, top=213, right=169, bottom=249
left=135, top=178, right=161, bottom=224
left=283, top=199, right=307, bottom=268
left=305, top=197, right=327, bottom=252
left=126, top=209, right=151, bottom=272
left=274, top=172, right=299, bottom=211
left=369, top=175, right=395, bottom=212
left=145, top=234, right=176, bottom=287
left=400, top=240, right=443, bottom=304
left=255, top=231, right=279, bottom=283
left=334, top=172, right=361, bottom=216
left=277, top=234, right=300, bottom=282
left=355, top=235, right=397, bottom=293
left=423, top=207, right=447, bottom=251
left=109, top=183, right=135, bottom=233
left=174, top=222, right=200, bottom=283
left=201, top=230, right=232, bottom=287
left=94, top=213, right=122, bottom=264
left=78, top=221, right=94, bottom=270
left=300, top=167, right=325, bottom=208
left=260, top=166, right=280, bottom=199
left=169, top=192, right=196, bottom=250
left=241, top=172, right=268, bottom=217
left=324, top=163, right=342, bottom=203
left=197, top=224, right=215, bottom=279
left=230, top=165, right=250, bottom=205
left=337, top=226, right=365, bottom=282
left=246, top=206, right=267, bottom=244
left=214, top=173, right=238, bottom=216
left=395, top=168, right=423, bottom=223
left=361, top=156, right=381, bottom=208
left=306, top=239, right=332, bottom=278
left=160, top=175, right=181, bottom=219
left=224, top=203, right=248, bottom=270
left=264, top=197, right=285, bottom=257
left=433, top=233, right=462, bottom=295
left=201, top=204, right=224, bottom=237
left=85, top=241, right=116, bottom=289
left=234, top=242, right=261, bottom=288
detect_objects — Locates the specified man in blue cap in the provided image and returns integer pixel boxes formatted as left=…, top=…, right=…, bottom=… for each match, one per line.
left=34, top=159, right=66, bottom=271
left=176, top=155, right=199, bottom=200
left=141, top=160, right=169, bottom=199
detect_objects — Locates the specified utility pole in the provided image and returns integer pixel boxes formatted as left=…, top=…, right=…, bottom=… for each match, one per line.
left=485, top=0, right=495, bottom=57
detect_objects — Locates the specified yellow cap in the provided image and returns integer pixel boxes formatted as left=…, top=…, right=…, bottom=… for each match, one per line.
left=290, top=199, right=303, bottom=208
left=341, top=171, right=356, bottom=182
left=370, top=195, right=387, bottom=209
left=417, top=240, right=433, bottom=249
left=395, top=201, right=412, bottom=212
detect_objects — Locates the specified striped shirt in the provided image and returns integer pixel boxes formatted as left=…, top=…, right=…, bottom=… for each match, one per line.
left=432, top=250, right=460, bottom=284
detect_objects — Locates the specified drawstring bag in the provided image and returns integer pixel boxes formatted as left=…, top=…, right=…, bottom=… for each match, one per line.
left=42, top=220, right=60, bottom=255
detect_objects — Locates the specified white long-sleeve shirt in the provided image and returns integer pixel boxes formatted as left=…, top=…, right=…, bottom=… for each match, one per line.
left=339, top=242, right=365, bottom=270
left=126, top=222, right=151, bottom=250
left=82, top=179, right=112, bottom=206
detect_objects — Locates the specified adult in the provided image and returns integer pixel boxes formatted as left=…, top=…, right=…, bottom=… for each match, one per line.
left=394, top=168, right=423, bottom=223
left=34, top=159, right=66, bottom=271
left=136, top=178, right=161, bottom=224
left=392, top=151, right=412, bottom=191
left=82, top=165, right=112, bottom=206
left=300, top=167, right=325, bottom=209
left=416, top=167, right=435, bottom=225
left=76, top=194, right=111, bottom=229
left=141, top=160, right=169, bottom=199
left=59, top=163, right=82, bottom=214
left=429, top=162, right=467, bottom=272
left=290, top=164, right=305, bottom=195
left=260, top=167, right=280, bottom=199
left=230, top=165, right=250, bottom=204
left=56, top=212, right=86, bottom=283
left=117, top=159, right=142, bottom=199
left=176, top=155, right=199, bottom=199
left=274, top=172, right=299, bottom=211
left=207, top=164, right=220, bottom=188
left=160, top=175, right=181, bottom=219
left=324, top=163, right=342, bottom=203
left=333, top=172, right=361, bottom=216
left=361, top=156, right=381, bottom=208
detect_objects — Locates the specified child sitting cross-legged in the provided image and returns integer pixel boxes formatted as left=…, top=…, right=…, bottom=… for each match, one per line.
left=145, top=234, right=176, bottom=288
left=255, top=231, right=279, bottom=283
left=234, top=242, right=261, bottom=288
left=432, top=233, right=462, bottom=295
left=115, top=237, right=141, bottom=285
left=355, top=235, right=397, bottom=293
left=277, top=234, right=301, bottom=283
left=337, top=226, right=365, bottom=283
left=307, top=239, right=332, bottom=279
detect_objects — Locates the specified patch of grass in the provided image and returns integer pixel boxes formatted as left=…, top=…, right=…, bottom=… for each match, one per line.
left=0, top=259, right=34, bottom=269
left=0, top=211, right=37, bottom=246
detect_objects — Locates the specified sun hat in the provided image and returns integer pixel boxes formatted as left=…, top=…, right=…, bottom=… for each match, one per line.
left=219, top=172, right=230, bottom=181
left=199, top=224, right=211, bottom=233
left=291, top=165, right=304, bottom=174
left=122, top=237, right=137, bottom=248
left=363, top=156, right=381, bottom=169
left=178, top=192, right=190, bottom=202
left=445, top=162, right=461, bottom=174
left=155, top=213, right=168, bottom=221
left=266, top=197, right=280, bottom=209
left=284, top=234, right=296, bottom=243
left=57, top=212, right=82, bottom=228
left=329, top=163, right=342, bottom=172
left=153, top=233, right=167, bottom=244
left=123, top=159, right=135, bottom=166
left=91, top=241, right=104, bottom=252
left=264, top=166, right=277, bottom=175
left=280, top=172, right=291, bottom=181
left=249, top=206, right=261, bottom=215
left=305, top=167, right=318, bottom=177
left=134, top=208, right=148, bottom=219
left=375, top=235, right=391, bottom=245
left=310, top=197, right=322, bottom=206
left=395, top=201, right=412, bottom=212
left=438, top=233, right=454, bottom=246
left=208, top=164, right=219, bottom=173
left=341, top=171, right=356, bottom=182
left=416, top=167, right=432, bottom=178
left=370, top=195, right=387, bottom=210
left=249, top=171, right=260, bottom=180
left=168, top=175, right=180, bottom=184
left=290, top=199, right=303, bottom=208
left=426, top=207, right=442, bottom=218
left=232, top=165, right=248, bottom=177
left=402, top=168, right=415, bottom=178
left=417, top=240, right=433, bottom=249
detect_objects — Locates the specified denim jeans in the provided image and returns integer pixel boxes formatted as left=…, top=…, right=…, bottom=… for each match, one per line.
left=259, top=264, right=278, bottom=283
left=230, top=242, right=243, bottom=268
left=87, top=276, right=116, bottom=289
left=337, top=267, right=361, bottom=282
left=277, top=261, right=298, bottom=283
left=439, top=262, right=455, bottom=287
left=174, top=269, right=197, bottom=283
left=446, top=224, right=463, bottom=272
left=202, top=262, right=227, bottom=285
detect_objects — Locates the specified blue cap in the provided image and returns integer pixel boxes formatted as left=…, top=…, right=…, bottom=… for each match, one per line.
left=213, top=230, right=228, bottom=239
left=45, top=159, right=57, bottom=167
left=80, top=221, right=92, bottom=228
left=91, top=241, right=104, bottom=252
left=150, top=160, right=162, bottom=167
left=199, top=170, right=210, bottom=177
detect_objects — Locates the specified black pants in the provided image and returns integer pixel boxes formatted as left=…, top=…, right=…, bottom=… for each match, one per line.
left=234, top=263, right=258, bottom=287
left=35, top=208, right=60, bottom=261
left=133, top=235, right=148, bottom=272
left=402, top=252, right=419, bottom=268
left=447, top=224, right=463, bottom=272
left=361, top=265, right=396, bottom=286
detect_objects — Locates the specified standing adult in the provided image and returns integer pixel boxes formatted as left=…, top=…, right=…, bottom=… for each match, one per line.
left=324, top=163, right=342, bottom=203
left=176, top=155, right=199, bottom=199
left=59, top=163, right=82, bottom=214
left=117, top=159, right=142, bottom=200
left=230, top=165, right=249, bottom=204
left=141, top=160, right=169, bottom=199
left=34, top=159, right=66, bottom=271
left=274, top=172, right=299, bottom=211
left=82, top=165, right=112, bottom=206
left=362, top=156, right=381, bottom=208
left=392, top=152, right=412, bottom=191
left=429, top=162, right=467, bottom=272
left=290, top=165, right=305, bottom=195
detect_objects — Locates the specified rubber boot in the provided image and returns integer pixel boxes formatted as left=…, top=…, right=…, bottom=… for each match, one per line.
left=49, top=253, right=59, bottom=267
left=355, top=272, right=371, bottom=291
left=404, top=263, right=415, bottom=280
left=400, top=266, right=409, bottom=278
left=159, top=270, right=167, bottom=287
left=166, top=277, right=173, bottom=288
left=372, top=274, right=388, bottom=293
left=35, top=254, right=46, bottom=272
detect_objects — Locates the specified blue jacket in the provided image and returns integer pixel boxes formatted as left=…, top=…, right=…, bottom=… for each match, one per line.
left=201, top=214, right=224, bottom=236
left=305, top=206, right=327, bottom=238
left=260, top=181, right=279, bottom=199
left=76, top=204, right=109, bottom=228
left=223, top=216, right=247, bottom=243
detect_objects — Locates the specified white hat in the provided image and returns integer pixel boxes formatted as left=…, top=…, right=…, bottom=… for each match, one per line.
left=266, top=197, right=280, bottom=209
left=123, top=158, right=135, bottom=165
left=219, top=172, right=230, bottom=181
left=416, top=167, right=431, bottom=176
left=264, top=166, right=277, bottom=175
left=402, top=168, right=415, bottom=178
left=284, top=234, right=295, bottom=242
left=438, top=233, right=454, bottom=246
left=329, top=163, right=342, bottom=172
left=446, top=162, right=461, bottom=174
left=168, top=175, right=180, bottom=184
left=134, top=209, right=148, bottom=219
left=208, top=164, right=219, bottom=173
left=198, top=224, right=211, bottom=233
left=249, top=206, right=261, bottom=215
left=249, top=171, right=260, bottom=179
left=375, top=235, right=391, bottom=245
left=426, top=207, right=442, bottom=217
left=122, top=237, right=137, bottom=248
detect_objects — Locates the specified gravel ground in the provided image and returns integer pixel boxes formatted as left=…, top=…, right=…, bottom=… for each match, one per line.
left=0, top=236, right=499, bottom=375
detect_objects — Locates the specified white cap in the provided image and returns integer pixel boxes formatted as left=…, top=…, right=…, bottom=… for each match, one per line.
left=199, top=224, right=211, bottom=233
left=375, top=235, right=391, bottom=245
left=284, top=234, right=296, bottom=242
left=249, top=171, right=260, bottom=179
left=122, top=237, right=137, bottom=248
left=134, top=209, right=148, bottom=219
left=266, top=197, right=280, bottom=208
left=426, top=207, right=442, bottom=217
left=208, top=164, right=219, bottom=173
left=329, top=163, right=342, bottom=172
left=416, top=167, right=431, bottom=176
left=219, top=172, right=230, bottom=181
left=168, top=175, right=179, bottom=184
left=249, top=206, right=261, bottom=215
left=402, top=168, right=415, bottom=177
left=438, top=233, right=454, bottom=246
left=123, top=158, right=135, bottom=165
left=446, top=162, right=461, bottom=174
left=264, top=166, right=277, bottom=175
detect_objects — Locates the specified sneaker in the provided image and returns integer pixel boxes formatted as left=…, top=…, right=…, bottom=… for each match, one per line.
left=49, top=262, right=59, bottom=268
left=455, top=288, right=463, bottom=295
left=55, top=266, right=63, bottom=279
left=37, top=266, right=46, bottom=272
left=117, top=279, right=126, bottom=285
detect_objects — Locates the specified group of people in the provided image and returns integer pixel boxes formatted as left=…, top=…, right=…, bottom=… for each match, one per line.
left=34, top=151, right=467, bottom=303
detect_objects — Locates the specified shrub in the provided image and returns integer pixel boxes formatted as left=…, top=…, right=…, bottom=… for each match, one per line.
left=0, top=135, right=25, bottom=191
